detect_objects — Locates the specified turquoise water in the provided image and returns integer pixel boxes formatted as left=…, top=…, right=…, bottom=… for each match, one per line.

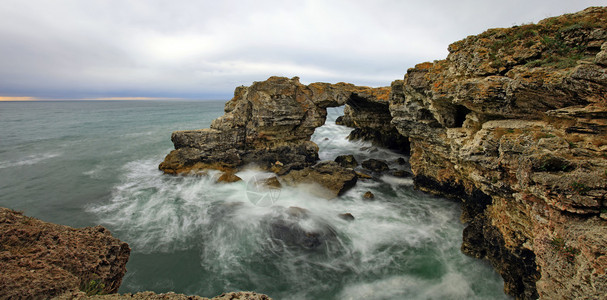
left=0, top=101, right=509, bottom=299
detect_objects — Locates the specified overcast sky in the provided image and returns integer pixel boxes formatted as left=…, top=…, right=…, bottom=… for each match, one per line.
left=0, top=0, right=602, bottom=100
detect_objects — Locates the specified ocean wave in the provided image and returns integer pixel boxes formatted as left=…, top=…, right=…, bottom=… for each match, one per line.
left=0, top=152, right=61, bottom=169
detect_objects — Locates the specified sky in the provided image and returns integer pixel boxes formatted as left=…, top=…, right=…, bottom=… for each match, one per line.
left=0, top=0, right=603, bottom=100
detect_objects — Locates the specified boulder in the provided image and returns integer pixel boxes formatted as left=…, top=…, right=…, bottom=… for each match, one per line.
left=361, top=159, right=389, bottom=173
left=280, top=161, right=357, bottom=198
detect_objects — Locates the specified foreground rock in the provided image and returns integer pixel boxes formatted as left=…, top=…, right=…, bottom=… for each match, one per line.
left=57, top=291, right=272, bottom=300
left=159, top=76, right=390, bottom=176
left=0, top=207, right=130, bottom=299
left=389, top=7, right=607, bottom=299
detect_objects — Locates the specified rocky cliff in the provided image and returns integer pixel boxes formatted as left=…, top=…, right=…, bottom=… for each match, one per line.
left=159, top=77, right=392, bottom=196
left=0, top=207, right=130, bottom=299
left=160, top=76, right=391, bottom=176
left=388, top=7, right=607, bottom=299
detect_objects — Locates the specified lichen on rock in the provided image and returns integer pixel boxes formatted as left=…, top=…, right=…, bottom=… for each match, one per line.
left=388, top=6, right=607, bottom=299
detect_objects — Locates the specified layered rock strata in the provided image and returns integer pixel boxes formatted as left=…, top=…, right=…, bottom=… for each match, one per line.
left=389, top=7, right=607, bottom=299
left=0, top=207, right=130, bottom=299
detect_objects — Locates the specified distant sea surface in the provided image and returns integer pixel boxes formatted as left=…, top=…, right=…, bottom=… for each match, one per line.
left=0, top=100, right=510, bottom=299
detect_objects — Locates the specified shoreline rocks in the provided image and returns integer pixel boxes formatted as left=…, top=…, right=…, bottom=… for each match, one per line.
left=0, top=207, right=130, bottom=299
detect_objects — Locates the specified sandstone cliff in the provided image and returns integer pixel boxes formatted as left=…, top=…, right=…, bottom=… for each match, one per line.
left=388, top=7, right=607, bottom=299
left=0, top=207, right=130, bottom=299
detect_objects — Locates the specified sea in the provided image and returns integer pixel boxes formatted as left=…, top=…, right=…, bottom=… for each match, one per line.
left=0, top=100, right=510, bottom=299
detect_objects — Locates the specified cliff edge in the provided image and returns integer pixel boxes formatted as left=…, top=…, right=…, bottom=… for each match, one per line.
left=389, top=6, right=607, bottom=299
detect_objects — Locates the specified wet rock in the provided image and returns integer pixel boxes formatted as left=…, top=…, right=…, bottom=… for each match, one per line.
left=0, top=207, right=130, bottom=299
left=335, top=115, right=345, bottom=125
left=390, top=170, right=411, bottom=178
left=334, top=154, right=358, bottom=168
left=361, top=159, right=389, bottom=173
left=338, top=213, right=355, bottom=221
left=363, top=191, right=375, bottom=200
left=217, top=172, right=242, bottom=183
left=396, top=157, right=407, bottom=165
left=355, top=171, right=373, bottom=179
left=280, top=161, right=357, bottom=198
left=268, top=207, right=337, bottom=250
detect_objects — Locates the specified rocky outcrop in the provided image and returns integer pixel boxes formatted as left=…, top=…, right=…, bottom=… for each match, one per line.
left=0, top=207, right=130, bottom=299
left=160, top=76, right=390, bottom=176
left=389, top=7, right=607, bottom=299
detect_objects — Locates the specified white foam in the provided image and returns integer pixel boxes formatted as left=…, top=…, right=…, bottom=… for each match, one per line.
left=0, top=152, right=61, bottom=169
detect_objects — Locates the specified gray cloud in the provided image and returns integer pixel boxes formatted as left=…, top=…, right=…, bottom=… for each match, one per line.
left=0, top=0, right=601, bottom=99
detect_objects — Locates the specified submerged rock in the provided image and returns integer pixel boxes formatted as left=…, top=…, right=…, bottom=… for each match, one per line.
left=334, top=154, right=358, bottom=168
left=338, top=213, right=355, bottom=221
left=0, top=207, right=130, bottom=299
left=361, top=159, right=389, bottom=173
left=268, top=207, right=337, bottom=250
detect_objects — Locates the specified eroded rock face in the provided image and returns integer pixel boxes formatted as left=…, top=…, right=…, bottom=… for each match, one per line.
left=389, top=7, right=607, bottom=299
left=339, top=90, right=410, bottom=153
left=160, top=76, right=390, bottom=176
left=0, top=207, right=130, bottom=299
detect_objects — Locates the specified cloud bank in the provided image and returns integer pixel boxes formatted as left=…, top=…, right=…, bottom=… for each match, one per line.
left=0, top=0, right=601, bottom=99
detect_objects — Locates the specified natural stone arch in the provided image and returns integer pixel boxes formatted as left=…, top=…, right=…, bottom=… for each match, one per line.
left=159, top=76, right=396, bottom=175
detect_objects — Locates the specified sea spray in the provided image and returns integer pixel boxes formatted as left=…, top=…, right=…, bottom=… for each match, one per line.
left=86, top=106, right=509, bottom=299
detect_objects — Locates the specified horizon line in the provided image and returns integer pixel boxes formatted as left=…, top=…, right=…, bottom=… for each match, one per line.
left=0, top=96, right=228, bottom=101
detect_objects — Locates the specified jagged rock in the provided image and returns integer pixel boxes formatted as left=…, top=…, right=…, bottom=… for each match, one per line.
left=0, top=207, right=130, bottom=299
left=389, top=7, right=607, bottom=299
left=361, top=159, right=389, bottom=173
left=363, top=191, right=375, bottom=200
left=334, top=154, right=358, bottom=168
left=217, top=172, right=242, bottom=183
left=338, top=213, right=355, bottom=221
left=280, top=161, right=357, bottom=198
left=160, top=76, right=390, bottom=176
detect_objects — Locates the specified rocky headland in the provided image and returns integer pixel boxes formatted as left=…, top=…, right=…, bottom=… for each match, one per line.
left=160, top=6, right=607, bottom=299
left=389, top=7, right=607, bottom=299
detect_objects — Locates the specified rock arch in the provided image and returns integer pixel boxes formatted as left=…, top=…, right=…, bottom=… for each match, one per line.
left=159, top=76, right=401, bottom=175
